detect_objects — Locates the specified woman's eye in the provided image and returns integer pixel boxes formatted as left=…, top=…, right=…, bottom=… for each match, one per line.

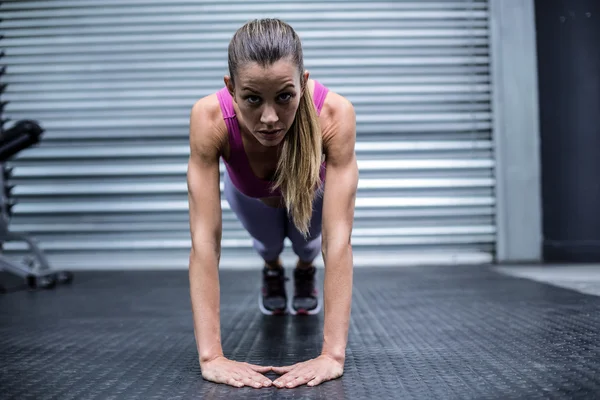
left=279, top=93, right=292, bottom=102
left=246, top=96, right=261, bottom=104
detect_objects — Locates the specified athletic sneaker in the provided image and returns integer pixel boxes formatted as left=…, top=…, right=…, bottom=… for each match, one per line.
left=290, top=265, right=321, bottom=315
left=258, top=265, right=288, bottom=315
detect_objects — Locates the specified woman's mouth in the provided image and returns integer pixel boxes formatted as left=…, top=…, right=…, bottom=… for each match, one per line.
left=259, top=130, right=282, bottom=135
left=257, top=129, right=283, bottom=140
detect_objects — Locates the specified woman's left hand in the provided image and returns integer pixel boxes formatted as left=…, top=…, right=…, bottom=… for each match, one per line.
left=271, top=354, right=344, bottom=388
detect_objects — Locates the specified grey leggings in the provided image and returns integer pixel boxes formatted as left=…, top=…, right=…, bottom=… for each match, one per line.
left=223, top=170, right=323, bottom=263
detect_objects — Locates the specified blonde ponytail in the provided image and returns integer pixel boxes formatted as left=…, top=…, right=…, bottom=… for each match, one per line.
left=272, top=84, right=323, bottom=237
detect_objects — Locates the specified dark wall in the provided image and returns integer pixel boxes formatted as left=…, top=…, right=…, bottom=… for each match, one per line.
left=534, top=0, right=600, bottom=261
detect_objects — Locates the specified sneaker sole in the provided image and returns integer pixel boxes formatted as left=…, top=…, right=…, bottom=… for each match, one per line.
left=288, top=269, right=321, bottom=316
left=287, top=297, right=322, bottom=316
left=258, top=291, right=287, bottom=316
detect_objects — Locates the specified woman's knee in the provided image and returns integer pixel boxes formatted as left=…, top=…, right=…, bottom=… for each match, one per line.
left=290, top=235, right=322, bottom=263
left=254, top=238, right=285, bottom=262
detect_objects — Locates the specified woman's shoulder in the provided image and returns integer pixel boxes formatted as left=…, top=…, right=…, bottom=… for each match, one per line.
left=189, top=92, right=229, bottom=156
left=190, top=92, right=228, bottom=133
left=314, top=81, right=356, bottom=146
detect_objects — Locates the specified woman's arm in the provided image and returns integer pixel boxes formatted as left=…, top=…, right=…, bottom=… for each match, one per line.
left=319, top=96, right=358, bottom=362
left=187, top=98, right=225, bottom=364
left=187, top=98, right=273, bottom=388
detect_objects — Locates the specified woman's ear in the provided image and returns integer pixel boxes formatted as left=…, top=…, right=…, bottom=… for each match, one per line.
left=301, top=70, right=310, bottom=93
left=223, top=75, right=236, bottom=101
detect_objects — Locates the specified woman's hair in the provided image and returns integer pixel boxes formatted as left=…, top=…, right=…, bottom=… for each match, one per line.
left=227, top=18, right=323, bottom=237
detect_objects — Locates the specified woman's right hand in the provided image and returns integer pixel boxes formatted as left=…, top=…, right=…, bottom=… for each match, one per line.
left=200, top=356, right=274, bottom=388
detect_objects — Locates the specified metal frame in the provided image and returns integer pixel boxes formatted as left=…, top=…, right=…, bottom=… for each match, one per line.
left=0, top=161, right=74, bottom=290
left=488, top=0, right=543, bottom=262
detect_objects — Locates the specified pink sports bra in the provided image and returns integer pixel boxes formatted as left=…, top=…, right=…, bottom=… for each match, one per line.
left=216, top=80, right=329, bottom=198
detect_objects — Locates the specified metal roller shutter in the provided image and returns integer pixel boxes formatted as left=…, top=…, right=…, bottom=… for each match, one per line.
left=1, top=0, right=495, bottom=269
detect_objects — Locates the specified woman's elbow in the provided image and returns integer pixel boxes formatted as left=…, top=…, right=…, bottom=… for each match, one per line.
left=321, top=238, right=353, bottom=262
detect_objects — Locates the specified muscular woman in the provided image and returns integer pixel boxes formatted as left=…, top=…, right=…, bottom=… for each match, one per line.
left=187, top=18, right=358, bottom=389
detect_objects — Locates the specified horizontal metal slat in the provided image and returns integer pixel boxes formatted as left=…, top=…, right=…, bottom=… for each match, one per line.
left=6, top=85, right=491, bottom=102
left=9, top=159, right=493, bottom=179
left=10, top=179, right=495, bottom=197
left=359, top=159, right=494, bottom=170
left=6, top=47, right=491, bottom=66
left=1, top=1, right=487, bottom=11
left=5, top=110, right=492, bottom=126
left=5, top=95, right=493, bottom=118
left=8, top=225, right=496, bottom=244
left=2, top=20, right=491, bottom=43
left=5, top=75, right=491, bottom=93
left=2, top=11, right=489, bottom=30
left=361, top=111, right=491, bottom=122
left=3, top=234, right=496, bottom=252
left=2, top=122, right=491, bottom=138
left=8, top=112, right=492, bottom=127
left=10, top=206, right=495, bottom=225
left=3, top=66, right=492, bottom=83
left=0, top=248, right=492, bottom=270
left=10, top=196, right=494, bottom=215
left=356, top=140, right=493, bottom=152
left=7, top=104, right=492, bottom=121
left=10, top=191, right=495, bottom=204
left=4, top=128, right=491, bottom=142
left=11, top=178, right=494, bottom=197
left=6, top=56, right=490, bottom=74
left=4, top=38, right=490, bottom=56
left=361, top=121, right=492, bottom=133
left=10, top=141, right=493, bottom=160
left=3, top=3, right=488, bottom=19
left=10, top=210, right=494, bottom=229
left=3, top=28, right=489, bottom=48
left=3, top=84, right=489, bottom=109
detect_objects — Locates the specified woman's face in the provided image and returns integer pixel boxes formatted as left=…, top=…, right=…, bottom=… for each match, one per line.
left=226, top=58, right=308, bottom=148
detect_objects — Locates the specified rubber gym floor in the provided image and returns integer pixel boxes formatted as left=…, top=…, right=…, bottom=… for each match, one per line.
left=1, top=264, right=599, bottom=399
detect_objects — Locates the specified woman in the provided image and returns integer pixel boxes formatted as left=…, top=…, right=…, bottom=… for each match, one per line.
left=187, top=18, right=358, bottom=389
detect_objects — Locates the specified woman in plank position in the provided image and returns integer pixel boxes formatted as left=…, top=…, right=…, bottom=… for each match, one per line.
left=187, top=18, right=358, bottom=389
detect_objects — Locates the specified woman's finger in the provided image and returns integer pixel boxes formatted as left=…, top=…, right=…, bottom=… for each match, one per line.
left=246, top=363, right=273, bottom=373
left=307, top=375, right=325, bottom=387
left=240, top=375, right=265, bottom=389
left=274, top=366, right=312, bottom=388
left=245, top=368, right=273, bottom=387
left=226, top=377, right=244, bottom=388
left=273, top=370, right=296, bottom=388
left=286, top=372, right=316, bottom=388
left=271, top=364, right=298, bottom=374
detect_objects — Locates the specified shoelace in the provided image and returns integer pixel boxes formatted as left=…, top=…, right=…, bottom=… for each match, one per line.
left=264, top=270, right=287, bottom=297
left=294, top=269, right=315, bottom=297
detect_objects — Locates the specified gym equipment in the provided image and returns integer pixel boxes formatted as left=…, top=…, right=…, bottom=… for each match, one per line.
left=0, top=120, right=74, bottom=291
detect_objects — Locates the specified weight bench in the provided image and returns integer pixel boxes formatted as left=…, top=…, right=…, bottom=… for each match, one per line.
left=0, top=120, right=73, bottom=292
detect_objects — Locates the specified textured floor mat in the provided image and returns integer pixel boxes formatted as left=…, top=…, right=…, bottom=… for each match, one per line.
left=1, top=265, right=600, bottom=399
